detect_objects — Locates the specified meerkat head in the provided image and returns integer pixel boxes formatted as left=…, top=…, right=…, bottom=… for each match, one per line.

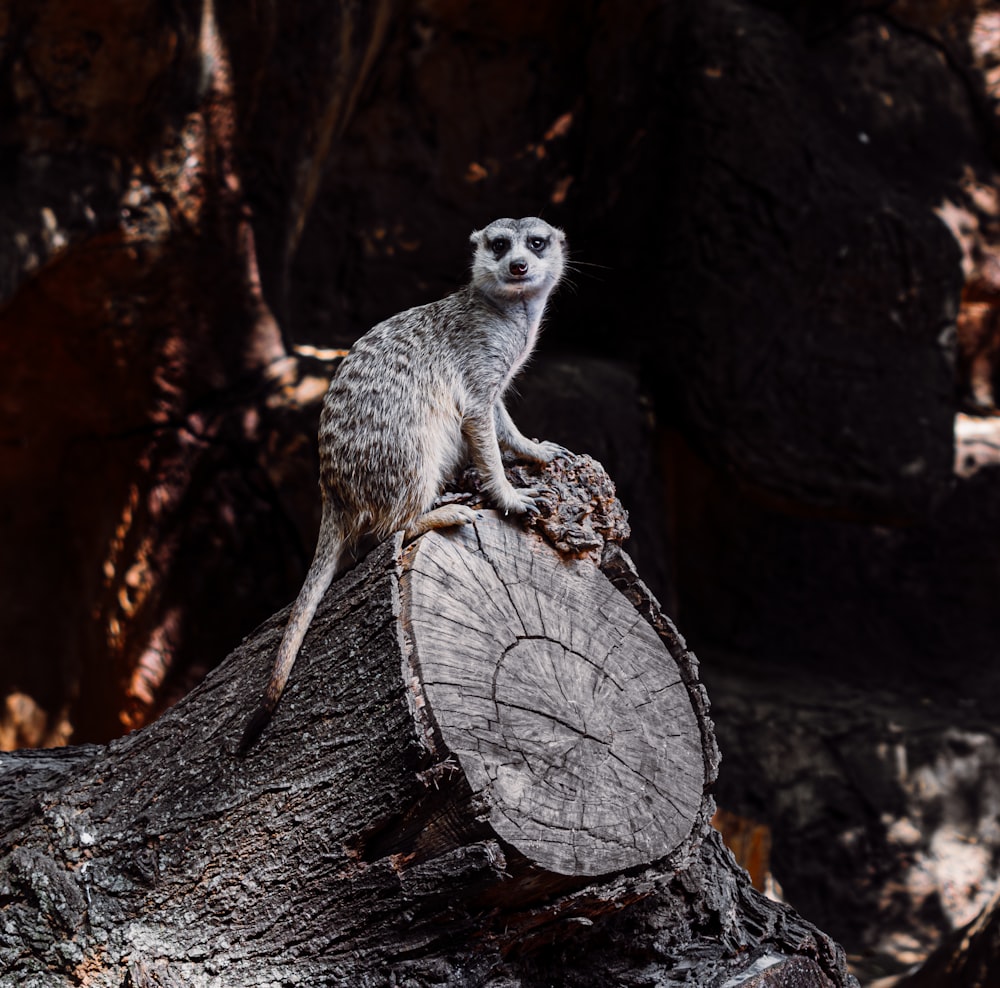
left=469, top=217, right=567, bottom=302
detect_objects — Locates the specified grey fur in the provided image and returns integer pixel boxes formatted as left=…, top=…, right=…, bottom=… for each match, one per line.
left=238, top=217, right=567, bottom=753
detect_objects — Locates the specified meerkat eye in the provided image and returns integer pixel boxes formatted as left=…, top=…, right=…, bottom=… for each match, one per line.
left=490, top=237, right=510, bottom=256
left=528, top=236, right=548, bottom=252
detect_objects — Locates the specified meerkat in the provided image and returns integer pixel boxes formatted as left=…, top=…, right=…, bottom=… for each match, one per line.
left=238, top=216, right=567, bottom=753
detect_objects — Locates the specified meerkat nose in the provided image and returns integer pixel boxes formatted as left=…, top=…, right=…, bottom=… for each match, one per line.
left=509, top=259, right=528, bottom=277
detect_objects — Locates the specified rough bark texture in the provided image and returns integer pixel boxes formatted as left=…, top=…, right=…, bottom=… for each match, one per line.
left=0, top=461, right=854, bottom=987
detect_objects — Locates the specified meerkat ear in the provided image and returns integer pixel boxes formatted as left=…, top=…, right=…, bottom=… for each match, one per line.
left=553, top=226, right=567, bottom=242
left=470, top=228, right=483, bottom=246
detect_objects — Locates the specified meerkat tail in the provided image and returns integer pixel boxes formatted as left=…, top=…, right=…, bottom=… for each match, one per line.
left=237, top=514, right=345, bottom=755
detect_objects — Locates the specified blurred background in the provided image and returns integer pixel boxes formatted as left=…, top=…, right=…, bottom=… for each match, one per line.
left=2, top=1, right=999, bottom=983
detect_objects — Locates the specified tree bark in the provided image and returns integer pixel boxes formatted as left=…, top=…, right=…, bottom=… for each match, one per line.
left=0, top=456, right=855, bottom=987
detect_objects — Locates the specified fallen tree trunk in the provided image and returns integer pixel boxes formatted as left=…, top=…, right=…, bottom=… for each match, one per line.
left=0, top=456, right=856, bottom=987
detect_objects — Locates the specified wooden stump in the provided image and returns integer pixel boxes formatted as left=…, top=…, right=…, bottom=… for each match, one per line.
left=402, top=513, right=703, bottom=877
left=0, top=455, right=856, bottom=986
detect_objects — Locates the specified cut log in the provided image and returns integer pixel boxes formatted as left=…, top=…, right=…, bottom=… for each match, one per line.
left=402, top=514, right=703, bottom=877
left=0, top=455, right=855, bottom=986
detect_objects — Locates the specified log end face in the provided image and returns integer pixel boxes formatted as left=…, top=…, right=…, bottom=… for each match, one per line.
left=402, top=513, right=707, bottom=878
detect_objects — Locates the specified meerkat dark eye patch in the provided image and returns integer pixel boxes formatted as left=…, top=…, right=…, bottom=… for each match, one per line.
left=527, top=236, right=549, bottom=252
left=490, top=237, right=511, bottom=256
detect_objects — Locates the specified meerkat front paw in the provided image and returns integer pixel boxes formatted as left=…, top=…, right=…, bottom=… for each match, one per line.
left=530, top=440, right=570, bottom=463
left=496, top=485, right=543, bottom=517
left=511, top=439, right=569, bottom=464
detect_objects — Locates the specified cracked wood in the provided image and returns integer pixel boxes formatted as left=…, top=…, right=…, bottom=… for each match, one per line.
left=401, top=510, right=703, bottom=877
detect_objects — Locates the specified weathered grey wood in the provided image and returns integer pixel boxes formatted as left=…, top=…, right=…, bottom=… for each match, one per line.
left=0, top=454, right=856, bottom=987
left=402, top=512, right=703, bottom=876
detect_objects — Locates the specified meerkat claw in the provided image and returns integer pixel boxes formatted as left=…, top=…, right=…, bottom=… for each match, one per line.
left=534, top=440, right=571, bottom=463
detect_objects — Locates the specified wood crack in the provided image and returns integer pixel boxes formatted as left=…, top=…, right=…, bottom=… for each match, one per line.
left=404, top=513, right=705, bottom=876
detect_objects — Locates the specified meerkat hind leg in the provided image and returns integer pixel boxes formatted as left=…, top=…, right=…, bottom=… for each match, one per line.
left=404, top=504, right=477, bottom=542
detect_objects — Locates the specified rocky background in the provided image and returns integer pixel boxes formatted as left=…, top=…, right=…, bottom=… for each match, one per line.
left=2, top=1, right=1000, bottom=984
